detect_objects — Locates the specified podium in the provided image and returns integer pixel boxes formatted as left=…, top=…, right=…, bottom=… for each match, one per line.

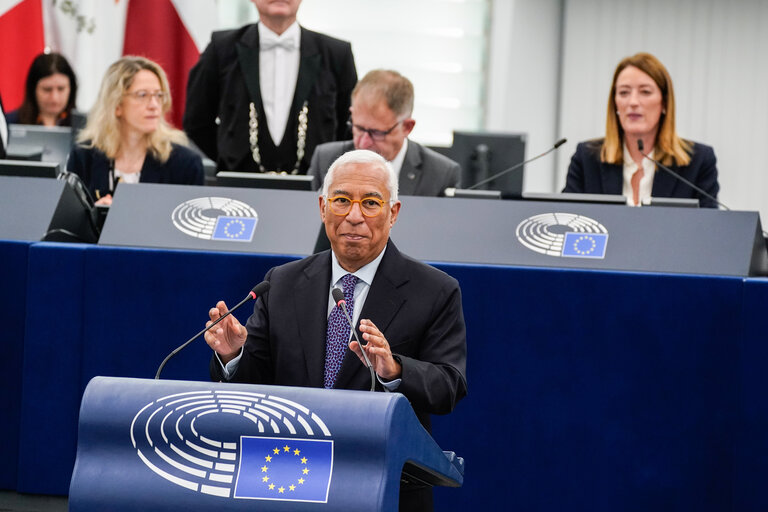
left=69, top=377, right=464, bottom=511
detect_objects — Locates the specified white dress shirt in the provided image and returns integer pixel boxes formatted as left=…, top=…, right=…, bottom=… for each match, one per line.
left=389, top=138, right=409, bottom=176
left=258, top=21, right=300, bottom=146
left=621, top=143, right=656, bottom=206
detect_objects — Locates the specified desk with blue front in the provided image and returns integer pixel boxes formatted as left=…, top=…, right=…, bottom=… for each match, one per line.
left=4, top=185, right=768, bottom=511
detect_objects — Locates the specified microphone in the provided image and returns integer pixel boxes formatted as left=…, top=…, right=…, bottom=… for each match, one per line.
left=332, top=287, right=376, bottom=392
left=448, top=138, right=567, bottom=195
left=154, top=281, right=270, bottom=379
left=636, top=139, right=728, bottom=210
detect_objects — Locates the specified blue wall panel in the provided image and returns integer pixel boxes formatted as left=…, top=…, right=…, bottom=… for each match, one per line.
left=735, top=278, right=768, bottom=512
left=9, top=242, right=766, bottom=510
left=432, top=265, right=743, bottom=512
left=18, top=242, right=88, bottom=494
left=0, top=241, right=31, bottom=490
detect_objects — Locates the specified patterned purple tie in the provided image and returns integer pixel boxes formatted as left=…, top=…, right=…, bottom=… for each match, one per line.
left=324, top=273, right=358, bottom=389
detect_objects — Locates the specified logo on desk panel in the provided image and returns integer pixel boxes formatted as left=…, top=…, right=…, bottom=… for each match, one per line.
left=171, top=197, right=258, bottom=241
left=130, top=390, right=333, bottom=501
left=516, top=213, right=608, bottom=259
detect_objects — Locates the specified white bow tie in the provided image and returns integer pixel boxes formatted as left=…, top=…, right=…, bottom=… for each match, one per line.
left=261, top=34, right=298, bottom=51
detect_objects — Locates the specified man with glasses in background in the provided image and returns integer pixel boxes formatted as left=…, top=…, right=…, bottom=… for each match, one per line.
left=205, top=149, right=467, bottom=511
left=309, top=69, right=461, bottom=196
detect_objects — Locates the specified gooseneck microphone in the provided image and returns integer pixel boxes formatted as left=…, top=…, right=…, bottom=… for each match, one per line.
left=636, top=139, right=729, bottom=210
left=463, top=137, right=568, bottom=191
left=154, top=281, right=270, bottom=379
left=332, top=287, right=376, bottom=392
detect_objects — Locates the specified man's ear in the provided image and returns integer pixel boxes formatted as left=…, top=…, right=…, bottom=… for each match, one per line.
left=401, top=118, right=415, bottom=137
left=389, top=201, right=401, bottom=227
left=318, top=195, right=327, bottom=222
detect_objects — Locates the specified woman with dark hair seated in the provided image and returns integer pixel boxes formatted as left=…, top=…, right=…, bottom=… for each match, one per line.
left=7, top=51, right=78, bottom=127
left=563, top=52, right=720, bottom=208
left=67, top=56, right=203, bottom=205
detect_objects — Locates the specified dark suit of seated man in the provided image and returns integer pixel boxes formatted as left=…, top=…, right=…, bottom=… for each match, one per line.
left=308, top=69, right=461, bottom=197
left=206, top=149, right=467, bottom=511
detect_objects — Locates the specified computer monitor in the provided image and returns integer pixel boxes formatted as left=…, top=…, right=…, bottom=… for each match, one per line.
left=449, top=131, right=527, bottom=197
left=0, top=160, right=60, bottom=178
left=215, top=171, right=315, bottom=191
left=7, top=124, right=73, bottom=170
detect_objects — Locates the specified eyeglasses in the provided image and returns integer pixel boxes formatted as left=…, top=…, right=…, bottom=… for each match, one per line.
left=326, top=195, right=388, bottom=217
left=347, top=119, right=402, bottom=141
left=125, top=90, right=167, bottom=104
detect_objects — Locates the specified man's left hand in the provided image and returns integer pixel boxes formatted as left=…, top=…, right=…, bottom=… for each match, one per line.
left=349, top=319, right=402, bottom=380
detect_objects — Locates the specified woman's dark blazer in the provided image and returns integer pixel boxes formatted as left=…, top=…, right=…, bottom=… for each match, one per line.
left=563, top=139, right=720, bottom=208
left=67, top=142, right=204, bottom=200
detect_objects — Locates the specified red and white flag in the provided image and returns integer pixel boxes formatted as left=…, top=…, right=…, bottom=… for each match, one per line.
left=0, top=0, right=45, bottom=111
left=123, top=0, right=216, bottom=127
left=43, top=0, right=128, bottom=113
left=0, top=0, right=215, bottom=123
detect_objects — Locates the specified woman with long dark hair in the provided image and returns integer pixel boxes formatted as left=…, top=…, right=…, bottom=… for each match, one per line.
left=8, top=52, right=78, bottom=127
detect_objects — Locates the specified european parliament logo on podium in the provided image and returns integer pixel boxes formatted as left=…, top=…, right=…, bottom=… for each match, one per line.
left=130, top=389, right=334, bottom=502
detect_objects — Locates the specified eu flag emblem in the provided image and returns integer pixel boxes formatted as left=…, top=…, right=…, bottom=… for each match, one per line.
left=234, top=436, right=334, bottom=502
left=211, top=216, right=257, bottom=242
left=561, top=232, right=608, bottom=259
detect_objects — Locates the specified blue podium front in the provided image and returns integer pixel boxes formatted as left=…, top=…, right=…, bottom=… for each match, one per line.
left=69, top=377, right=463, bottom=511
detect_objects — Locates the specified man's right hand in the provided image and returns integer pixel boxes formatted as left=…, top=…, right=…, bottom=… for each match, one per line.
left=204, top=301, right=247, bottom=364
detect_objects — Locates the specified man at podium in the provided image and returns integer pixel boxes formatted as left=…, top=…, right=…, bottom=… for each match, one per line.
left=205, top=149, right=467, bottom=511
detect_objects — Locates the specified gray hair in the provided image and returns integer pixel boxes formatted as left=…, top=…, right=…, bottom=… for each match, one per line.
left=351, top=69, right=414, bottom=118
left=321, top=149, right=399, bottom=202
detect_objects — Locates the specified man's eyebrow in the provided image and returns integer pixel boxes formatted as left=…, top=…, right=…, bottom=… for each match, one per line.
left=330, top=189, right=385, bottom=199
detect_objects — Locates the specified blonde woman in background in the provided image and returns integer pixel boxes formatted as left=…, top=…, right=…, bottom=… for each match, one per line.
left=68, top=56, right=203, bottom=205
left=563, top=52, right=720, bottom=208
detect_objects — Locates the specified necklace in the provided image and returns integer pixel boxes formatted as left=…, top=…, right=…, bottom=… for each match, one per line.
left=249, top=100, right=308, bottom=174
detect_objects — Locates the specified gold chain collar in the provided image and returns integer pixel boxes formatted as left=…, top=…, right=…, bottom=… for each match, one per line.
left=248, top=101, right=308, bottom=174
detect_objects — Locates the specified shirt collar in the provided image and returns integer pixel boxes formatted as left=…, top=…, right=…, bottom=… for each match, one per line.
left=330, top=244, right=387, bottom=287
left=388, top=138, right=409, bottom=175
left=258, top=21, right=300, bottom=49
left=622, top=142, right=654, bottom=170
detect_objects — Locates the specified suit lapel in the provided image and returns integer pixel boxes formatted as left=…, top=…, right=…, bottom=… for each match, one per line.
left=334, top=242, right=408, bottom=389
left=291, top=28, right=321, bottom=116
left=138, top=153, right=161, bottom=183
left=235, top=25, right=261, bottom=105
left=293, top=252, right=332, bottom=387
left=398, top=141, right=422, bottom=196
left=600, top=161, right=623, bottom=195
left=650, top=163, right=679, bottom=198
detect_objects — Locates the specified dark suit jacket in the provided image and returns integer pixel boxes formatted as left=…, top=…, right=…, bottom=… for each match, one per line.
left=210, top=241, right=468, bottom=432
left=67, top=143, right=204, bottom=199
left=184, top=23, right=357, bottom=174
left=308, top=140, right=462, bottom=195
left=563, top=139, right=720, bottom=208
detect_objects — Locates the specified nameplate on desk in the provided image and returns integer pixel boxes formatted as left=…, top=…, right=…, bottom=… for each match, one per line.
left=390, top=195, right=767, bottom=276
left=98, top=183, right=319, bottom=255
